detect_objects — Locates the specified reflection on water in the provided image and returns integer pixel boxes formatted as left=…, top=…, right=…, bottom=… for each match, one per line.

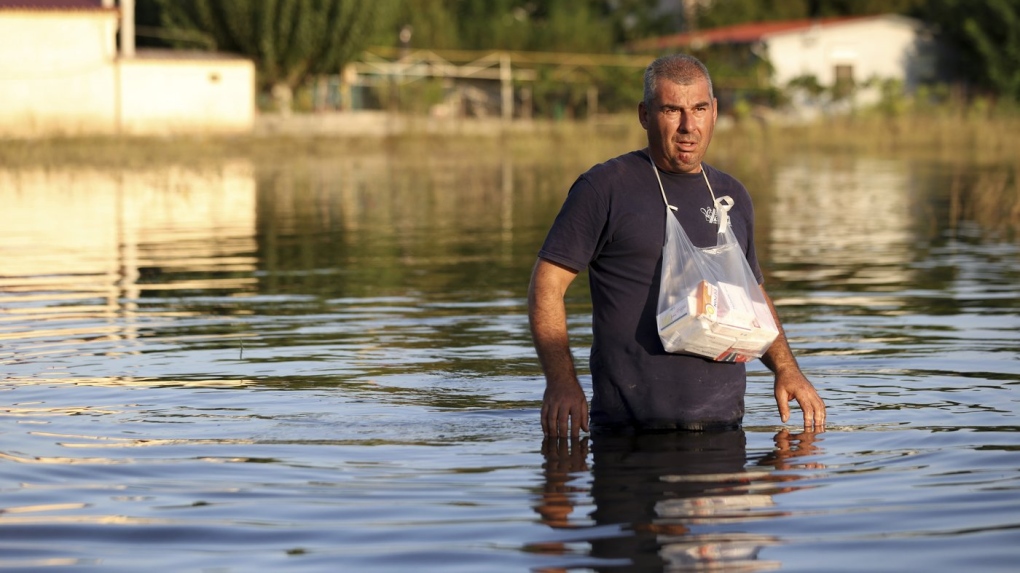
left=533, top=430, right=824, bottom=572
left=769, top=157, right=915, bottom=284
left=0, top=150, right=1018, bottom=571
left=0, top=164, right=257, bottom=370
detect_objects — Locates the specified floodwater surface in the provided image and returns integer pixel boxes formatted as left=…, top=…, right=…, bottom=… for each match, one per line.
left=1, top=146, right=1018, bottom=572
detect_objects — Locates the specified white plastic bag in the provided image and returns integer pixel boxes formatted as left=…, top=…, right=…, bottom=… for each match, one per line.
left=652, top=161, right=779, bottom=363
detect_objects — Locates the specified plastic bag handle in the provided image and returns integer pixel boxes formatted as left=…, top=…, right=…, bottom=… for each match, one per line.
left=715, top=196, right=733, bottom=234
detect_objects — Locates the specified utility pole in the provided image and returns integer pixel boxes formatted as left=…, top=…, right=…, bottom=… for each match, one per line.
left=103, top=0, right=134, bottom=57
left=120, top=0, right=135, bottom=58
left=500, top=53, right=513, bottom=122
left=681, top=0, right=699, bottom=32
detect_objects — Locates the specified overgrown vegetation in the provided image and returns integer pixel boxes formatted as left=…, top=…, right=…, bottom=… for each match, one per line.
left=133, top=0, right=1020, bottom=118
left=2, top=100, right=1017, bottom=166
left=149, top=0, right=393, bottom=111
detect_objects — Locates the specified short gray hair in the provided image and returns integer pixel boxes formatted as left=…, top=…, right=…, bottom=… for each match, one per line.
left=643, top=53, right=714, bottom=104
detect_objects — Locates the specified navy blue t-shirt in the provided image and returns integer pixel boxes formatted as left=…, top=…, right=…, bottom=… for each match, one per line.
left=538, top=149, right=763, bottom=430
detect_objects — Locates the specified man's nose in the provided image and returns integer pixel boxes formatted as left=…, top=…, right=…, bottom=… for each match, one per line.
left=677, top=111, right=693, bottom=132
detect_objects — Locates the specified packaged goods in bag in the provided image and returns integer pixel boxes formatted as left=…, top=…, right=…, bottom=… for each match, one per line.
left=656, top=279, right=777, bottom=362
left=650, top=158, right=779, bottom=362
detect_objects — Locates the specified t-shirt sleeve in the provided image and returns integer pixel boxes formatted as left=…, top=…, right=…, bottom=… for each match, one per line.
left=537, top=175, right=608, bottom=273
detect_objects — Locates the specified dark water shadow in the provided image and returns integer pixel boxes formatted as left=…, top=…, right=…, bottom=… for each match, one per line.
left=531, top=429, right=825, bottom=572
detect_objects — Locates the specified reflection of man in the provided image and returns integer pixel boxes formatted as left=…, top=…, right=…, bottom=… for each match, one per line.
left=535, top=437, right=591, bottom=530
left=757, top=429, right=826, bottom=472
left=534, top=430, right=824, bottom=571
left=528, top=53, right=826, bottom=436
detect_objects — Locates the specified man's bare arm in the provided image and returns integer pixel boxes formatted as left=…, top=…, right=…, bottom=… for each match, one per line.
left=759, top=285, right=826, bottom=430
left=528, top=258, right=588, bottom=437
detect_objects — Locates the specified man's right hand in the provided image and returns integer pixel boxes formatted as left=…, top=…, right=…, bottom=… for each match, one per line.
left=541, top=379, right=589, bottom=437
left=529, top=258, right=587, bottom=437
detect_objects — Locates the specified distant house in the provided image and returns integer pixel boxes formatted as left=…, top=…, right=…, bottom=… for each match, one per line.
left=0, top=0, right=255, bottom=137
left=632, top=15, right=938, bottom=107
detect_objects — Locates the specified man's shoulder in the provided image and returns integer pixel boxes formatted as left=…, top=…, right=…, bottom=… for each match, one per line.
left=580, top=149, right=648, bottom=182
left=570, top=150, right=651, bottom=203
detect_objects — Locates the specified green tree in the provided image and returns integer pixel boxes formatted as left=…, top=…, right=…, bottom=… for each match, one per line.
left=965, top=0, right=1020, bottom=100
left=530, top=0, right=614, bottom=53
left=915, top=0, right=1020, bottom=101
left=388, top=0, right=620, bottom=53
left=455, top=0, right=532, bottom=50
left=388, top=0, right=534, bottom=51
left=697, top=0, right=810, bottom=28
left=602, top=0, right=679, bottom=43
left=155, top=0, right=395, bottom=102
left=805, top=0, right=924, bottom=17
left=695, top=0, right=923, bottom=28
left=388, top=0, right=460, bottom=50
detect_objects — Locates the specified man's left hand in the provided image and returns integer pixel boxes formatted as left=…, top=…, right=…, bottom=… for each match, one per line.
left=774, top=370, right=826, bottom=431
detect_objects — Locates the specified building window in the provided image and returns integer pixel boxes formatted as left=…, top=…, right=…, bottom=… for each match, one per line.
left=833, top=64, right=854, bottom=99
left=834, top=64, right=854, bottom=83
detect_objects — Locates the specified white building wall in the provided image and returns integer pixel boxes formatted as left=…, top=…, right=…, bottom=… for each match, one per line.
left=0, top=10, right=119, bottom=136
left=119, top=56, right=255, bottom=135
left=0, top=9, right=255, bottom=137
left=766, top=16, right=925, bottom=90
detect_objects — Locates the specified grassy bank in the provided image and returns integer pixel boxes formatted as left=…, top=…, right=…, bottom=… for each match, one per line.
left=2, top=111, right=1018, bottom=168
left=0, top=116, right=643, bottom=170
left=714, top=112, right=1020, bottom=166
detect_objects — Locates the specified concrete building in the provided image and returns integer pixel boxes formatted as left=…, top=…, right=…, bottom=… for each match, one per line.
left=0, top=0, right=255, bottom=137
left=633, top=14, right=938, bottom=106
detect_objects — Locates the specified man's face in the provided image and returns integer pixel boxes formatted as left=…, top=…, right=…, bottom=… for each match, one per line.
left=638, top=77, right=717, bottom=174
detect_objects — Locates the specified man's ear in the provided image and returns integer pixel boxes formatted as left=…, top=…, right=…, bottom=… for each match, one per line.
left=638, top=101, right=649, bottom=129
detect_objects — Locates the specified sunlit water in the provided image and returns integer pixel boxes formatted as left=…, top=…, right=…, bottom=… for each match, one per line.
left=1, top=149, right=1018, bottom=572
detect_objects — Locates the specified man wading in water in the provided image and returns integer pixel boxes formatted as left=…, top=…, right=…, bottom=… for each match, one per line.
left=528, top=53, right=826, bottom=437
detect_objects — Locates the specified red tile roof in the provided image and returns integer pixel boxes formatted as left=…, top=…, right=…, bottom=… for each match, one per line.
left=0, top=0, right=108, bottom=10
left=631, top=16, right=872, bottom=51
